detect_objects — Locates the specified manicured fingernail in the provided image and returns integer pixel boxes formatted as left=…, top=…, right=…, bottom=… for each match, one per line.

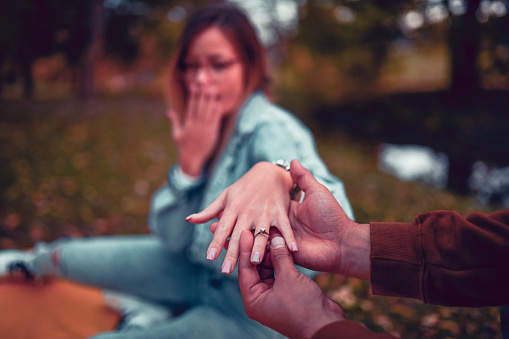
left=251, top=251, right=261, bottom=264
left=272, top=237, right=285, bottom=249
left=207, top=248, right=217, bottom=261
left=185, top=214, right=196, bottom=221
left=290, top=242, right=299, bottom=252
left=222, top=261, right=233, bottom=274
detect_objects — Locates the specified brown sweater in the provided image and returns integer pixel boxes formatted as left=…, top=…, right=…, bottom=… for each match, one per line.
left=313, top=210, right=509, bottom=339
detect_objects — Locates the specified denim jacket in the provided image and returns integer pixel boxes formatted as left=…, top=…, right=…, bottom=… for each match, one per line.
left=149, top=91, right=354, bottom=277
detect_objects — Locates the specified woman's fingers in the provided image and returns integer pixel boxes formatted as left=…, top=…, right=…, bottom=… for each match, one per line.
left=250, top=215, right=296, bottom=265
left=218, top=212, right=253, bottom=273
left=221, top=229, right=242, bottom=274
left=187, top=85, right=199, bottom=121
left=201, top=87, right=215, bottom=121
left=207, top=212, right=224, bottom=234
left=186, top=85, right=221, bottom=123
left=167, top=109, right=182, bottom=139
left=275, top=216, right=298, bottom=252
left=205, top=92, right=221, bottom=123
left=198, top=202, right=296, bottom=270
left=251, top=222, right=271, bottom=265
left=196, top=87, right=212, bottom=121
left=209, top=221, right=219, bottom=233
left=186, top=190, right=227, bottom=223
left=206, top=211, right=237, bottom=263
left=165, top=108, right=175, bottom=121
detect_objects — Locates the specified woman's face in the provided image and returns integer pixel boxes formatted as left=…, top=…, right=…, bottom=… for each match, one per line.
left=183, top=27, right=246, bottom=116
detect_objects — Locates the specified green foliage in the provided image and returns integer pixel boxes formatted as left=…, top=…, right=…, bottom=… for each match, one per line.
left=0, top=98, right=174, bottom=247
left=285, top=0, right=395, bottom=103
left=313, top=132, right=496, bottom=224
left=148, top=11, right=185, bottom=61
left=315, top=274, right=501, bottom=338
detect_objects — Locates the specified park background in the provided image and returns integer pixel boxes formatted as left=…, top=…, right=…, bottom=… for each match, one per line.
left=1, top=0, right=508, bottom=337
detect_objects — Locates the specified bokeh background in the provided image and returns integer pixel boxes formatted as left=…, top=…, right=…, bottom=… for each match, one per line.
left=1, top=0, right=508, bottom=337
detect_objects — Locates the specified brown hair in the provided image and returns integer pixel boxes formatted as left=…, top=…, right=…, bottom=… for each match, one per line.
left=165, top=3, right=270, bottom=114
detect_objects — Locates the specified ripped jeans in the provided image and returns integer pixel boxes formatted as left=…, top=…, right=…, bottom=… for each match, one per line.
left=31, top=235, right=281, bottom=339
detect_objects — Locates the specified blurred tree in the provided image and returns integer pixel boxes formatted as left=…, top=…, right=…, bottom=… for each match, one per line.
left=144, top=0, right=216, bottom=61
left=281, top=0, right=508, bottom=102
left=0, top=0, right=195, bottom=99
left=419, top=0, right=508, bottom=194
left=0, top=0, right=102, bottom=99
left=449, top=0, right=481, bottom=95
left=280, top=0, right=508, bottom=196
left=0, top=0, right=60, bottom=99
left=288, top=0, right=398, bottom=100
left=78, top=0, right=104, bottom=99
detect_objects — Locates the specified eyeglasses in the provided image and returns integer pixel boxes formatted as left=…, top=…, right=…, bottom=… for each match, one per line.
left=179, top=58, right=242, bottom=78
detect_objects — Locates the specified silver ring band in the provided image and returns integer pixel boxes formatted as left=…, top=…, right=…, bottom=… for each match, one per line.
left=254, top=227, right=269, bottom=238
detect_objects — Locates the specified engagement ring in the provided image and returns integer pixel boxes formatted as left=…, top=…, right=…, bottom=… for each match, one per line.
left=254, top=227, right=269, bottom=238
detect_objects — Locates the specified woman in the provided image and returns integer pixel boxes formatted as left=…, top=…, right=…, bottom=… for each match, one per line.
left=0, top=4, right=354, bottom=338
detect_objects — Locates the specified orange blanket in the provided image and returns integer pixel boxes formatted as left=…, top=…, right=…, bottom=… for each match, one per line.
left=0, top=278, right=121, bottom=339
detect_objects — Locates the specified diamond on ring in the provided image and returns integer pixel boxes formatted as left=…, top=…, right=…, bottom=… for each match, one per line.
left=255, top=227, right=269, bottom=238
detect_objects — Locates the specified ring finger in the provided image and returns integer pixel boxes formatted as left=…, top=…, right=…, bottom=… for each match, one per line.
left=251, top=224, right=270, bottom=264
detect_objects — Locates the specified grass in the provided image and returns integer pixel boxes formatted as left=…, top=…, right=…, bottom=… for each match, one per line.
left=0, top=94, right=501, bottom=338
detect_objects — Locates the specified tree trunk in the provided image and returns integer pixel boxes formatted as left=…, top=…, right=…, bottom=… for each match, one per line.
left=447, top=0, right=482, bottom=194
left=447, top=156, right=473, bottom=195
left=79, top=0, right=104, bottom=100
left=449, top=0, right=481, bottom=95
left=20, top=60, right=34, bottom=100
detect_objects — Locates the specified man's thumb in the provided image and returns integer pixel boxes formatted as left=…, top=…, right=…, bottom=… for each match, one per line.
left=289, top=159, right=320, bottom=195
left=270, top=236, right=298, bottom=277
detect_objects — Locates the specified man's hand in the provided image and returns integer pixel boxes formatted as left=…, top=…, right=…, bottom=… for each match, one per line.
left=238, top=229, right=344, bottom=339
left=289, top=160, right=371, bottom=279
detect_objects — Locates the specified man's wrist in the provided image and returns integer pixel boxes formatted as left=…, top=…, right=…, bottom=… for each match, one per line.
left=300, top=310, right=345, bottom=339
left=339, top=222, right=371, bottom=279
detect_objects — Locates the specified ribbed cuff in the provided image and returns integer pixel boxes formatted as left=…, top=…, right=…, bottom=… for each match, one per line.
left=370, top=221, right=423, bottom=301
left=168, top=164, right=206, bottom=192
left=312, top=320, right=396, bottom=338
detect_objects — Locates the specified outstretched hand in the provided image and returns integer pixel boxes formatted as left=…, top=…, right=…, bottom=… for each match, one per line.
left=238, top=229, right=344, bottom=339
left=186, top=162, right=298, bottom=274
left=288, top=160, right=370, bottom=279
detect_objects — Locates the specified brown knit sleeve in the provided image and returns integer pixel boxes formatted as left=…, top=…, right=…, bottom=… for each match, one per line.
left=312, top=320, right=397, bottom=338
left=370, top=210, right=509, bottom=307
